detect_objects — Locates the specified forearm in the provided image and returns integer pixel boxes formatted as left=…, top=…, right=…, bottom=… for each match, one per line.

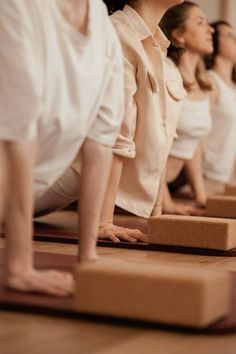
left=151, top=170, right=165, bottom=216
left=78, top=138, right=113, bottom=262
left=4, top=140, right=36, bottom=275
left=185, top=144, right=206, bottom=204
left=100, top=153, right=124, bottom=223
left=162, top=179, right=176, bottom=212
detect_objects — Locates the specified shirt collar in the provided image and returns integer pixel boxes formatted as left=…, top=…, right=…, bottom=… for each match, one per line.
left=123, top=5, right=170, bottom=52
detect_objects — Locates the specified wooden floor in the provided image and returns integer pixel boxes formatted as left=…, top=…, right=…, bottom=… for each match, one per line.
left=1, top=239, right=236, bottom=354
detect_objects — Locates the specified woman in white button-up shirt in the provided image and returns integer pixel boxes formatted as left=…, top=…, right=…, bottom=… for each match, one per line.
left=97, top=0, right=185, bottom=241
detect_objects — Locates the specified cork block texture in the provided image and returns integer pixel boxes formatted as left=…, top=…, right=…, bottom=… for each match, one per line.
left=206, top=196, right=236, bottom=219
left=74, top=260, right=230, bottom=329
left=148, top=215, right=236, bottom=250
left=225, top=185, right=236, bottom=196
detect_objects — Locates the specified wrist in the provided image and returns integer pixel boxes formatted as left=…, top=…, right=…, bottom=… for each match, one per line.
left=78, top=253, right=98, bottom=263
left=99, top=220, right=113, bottom=227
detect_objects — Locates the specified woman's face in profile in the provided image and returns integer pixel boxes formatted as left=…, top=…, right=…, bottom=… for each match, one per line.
left=177, top=6, right=214, bottom=55
left=217, top=24, right=236, bottom=63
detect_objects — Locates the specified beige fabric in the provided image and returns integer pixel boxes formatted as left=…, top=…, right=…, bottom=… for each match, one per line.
left=0, top=0, right=124, bottom=199
left=110, top=6, right=185, bottom=217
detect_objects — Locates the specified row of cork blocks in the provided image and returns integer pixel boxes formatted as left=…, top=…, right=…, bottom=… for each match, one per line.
left=74, top=186, right=236, bottom=330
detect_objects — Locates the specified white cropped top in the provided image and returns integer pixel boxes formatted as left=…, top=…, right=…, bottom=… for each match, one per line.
left=203, top=71, right=236, bottom=183
left=170, top=96, right=212, bottom=160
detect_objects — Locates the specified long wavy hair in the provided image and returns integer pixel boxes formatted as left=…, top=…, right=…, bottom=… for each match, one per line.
left=204, top=21, right=236, bottom=84
left=160, top=1, right=212, bottom=91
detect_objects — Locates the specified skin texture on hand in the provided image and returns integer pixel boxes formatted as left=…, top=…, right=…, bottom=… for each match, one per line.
left=98, top=222, right=148, bottom=243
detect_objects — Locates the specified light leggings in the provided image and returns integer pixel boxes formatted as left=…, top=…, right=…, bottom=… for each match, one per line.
left=34, top=167, right=79, bottom=217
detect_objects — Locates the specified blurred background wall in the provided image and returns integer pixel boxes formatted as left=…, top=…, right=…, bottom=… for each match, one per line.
left=194, top=0, right=221, bottom=22
left=194, top=0, right=236, bottom=26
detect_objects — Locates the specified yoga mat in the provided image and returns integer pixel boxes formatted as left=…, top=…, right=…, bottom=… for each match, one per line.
left=34, top=212, right=149, bottom=250
left=33, top=211, right=236, bottom=257
left=0, top=249, right=236, bottom=334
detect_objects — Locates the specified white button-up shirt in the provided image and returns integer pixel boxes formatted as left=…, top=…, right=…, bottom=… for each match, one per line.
left=111, top=5, right=186, bottom=217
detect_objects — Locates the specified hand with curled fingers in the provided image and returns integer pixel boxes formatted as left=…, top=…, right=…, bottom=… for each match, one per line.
left=98, top=222, right=148, bottom=243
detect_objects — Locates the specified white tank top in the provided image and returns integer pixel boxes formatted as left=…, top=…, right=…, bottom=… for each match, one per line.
left=203, top=71, right=236, bottom=183
left=170, top=95, right=212, bottom=160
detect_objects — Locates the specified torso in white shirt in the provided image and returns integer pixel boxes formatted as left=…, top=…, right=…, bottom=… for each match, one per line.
left=203, top=70, right=236, bottom=183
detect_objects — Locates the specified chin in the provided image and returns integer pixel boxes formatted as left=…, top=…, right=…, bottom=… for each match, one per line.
left=167, top=0, right=184, bottom=5
left=204, top=44, right=214, bottom=55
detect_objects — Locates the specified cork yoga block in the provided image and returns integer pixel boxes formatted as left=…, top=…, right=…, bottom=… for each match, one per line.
left=225, top=185, right=236, bottom=196
left=206, top=196, right=236, bottom=219
left=74, top=259, right=230, bottom=328
left=148, top=215, right=236, bottom=251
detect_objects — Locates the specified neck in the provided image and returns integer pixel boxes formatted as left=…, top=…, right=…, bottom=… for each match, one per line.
left=179, top=51, right=200, bottom=83
left=213, top=57, right=234, bottom=85
left=58, top=0, right=89, bottom=34
left=132, top=2, right=167, bottom=34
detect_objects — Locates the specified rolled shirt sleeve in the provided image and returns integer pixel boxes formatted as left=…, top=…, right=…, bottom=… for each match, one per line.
left=112, top=56, right=137, bottom=159
left=0, top=1, right=41, bottom=142
left=87, top=21, right=124, bottom=148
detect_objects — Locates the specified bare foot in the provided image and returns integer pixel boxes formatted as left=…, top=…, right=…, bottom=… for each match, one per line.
left=99, top=222, right=148, bottom=243
left=5, top=269, right=74, bottom=297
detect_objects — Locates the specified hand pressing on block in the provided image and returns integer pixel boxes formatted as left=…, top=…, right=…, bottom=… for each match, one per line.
left=148, top=215, right=236, bottom=250
left=73, top=259, right=230, bottom=329
left=206, top=196, right=236, bottom=219
left=98, top=222, right=148, bottom=243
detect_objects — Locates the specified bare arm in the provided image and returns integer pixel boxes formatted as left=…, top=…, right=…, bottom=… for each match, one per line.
left=100, top=154, right=124, bottom=224
left=185, top=144, right=206, bottom=207
left=98, top=153, right=147, bottom=243
left=151, top=170, right=165, bottom=217
left=78, top=138, right=113, bottom=262
left=3, top=140, right=36, bottom=276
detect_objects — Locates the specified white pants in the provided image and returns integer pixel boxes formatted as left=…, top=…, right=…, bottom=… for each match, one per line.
left=34, top=167, right=79, bottom=217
